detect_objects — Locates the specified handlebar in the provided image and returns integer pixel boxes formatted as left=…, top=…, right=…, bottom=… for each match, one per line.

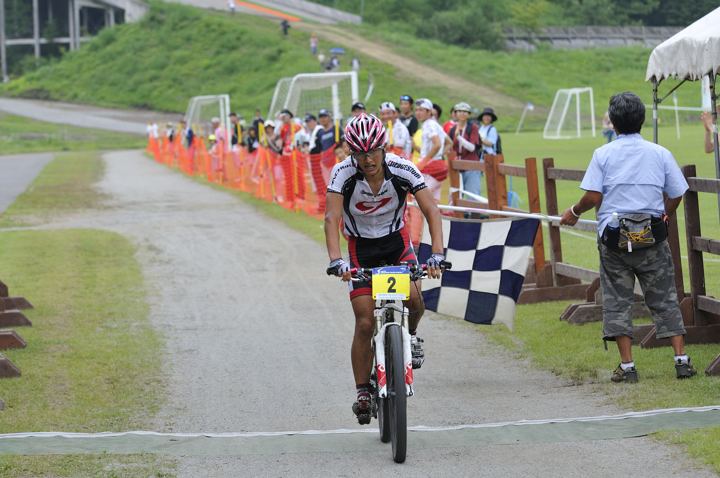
left=326, top=262, right=452, bottom=279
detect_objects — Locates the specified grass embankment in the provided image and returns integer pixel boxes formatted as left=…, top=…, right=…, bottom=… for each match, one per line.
left=0, top=154, right=168, bottom=477
left=0, top=113, right=145, bottom=154
left=353, top=24, right=699, bottom=129
left=0, top=1, right=456, bottom=118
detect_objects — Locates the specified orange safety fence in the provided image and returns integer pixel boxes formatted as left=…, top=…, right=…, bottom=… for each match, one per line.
left=147, top=137, right=328, bottom=220
left=146, top=137, right=428, bottom=246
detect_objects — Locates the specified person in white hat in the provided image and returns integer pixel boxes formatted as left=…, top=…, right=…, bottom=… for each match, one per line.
left=415, top=98, right=449, bottom=202
left=379, top=101, right=412, bottom=159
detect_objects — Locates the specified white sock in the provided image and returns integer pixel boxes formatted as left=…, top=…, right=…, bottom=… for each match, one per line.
left=620, top=361, right=635, bottom=371
left=675, top=355, right=689, bottom=364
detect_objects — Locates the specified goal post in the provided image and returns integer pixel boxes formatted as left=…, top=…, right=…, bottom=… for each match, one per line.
left=185, top=94, right=232, bottom=151
left=543, top=87, right=596, bottom=139
left=268, top=71, right=359, bottom=120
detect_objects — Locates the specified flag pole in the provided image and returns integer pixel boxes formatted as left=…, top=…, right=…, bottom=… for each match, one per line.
left=409, top=202, right=598, bottom=227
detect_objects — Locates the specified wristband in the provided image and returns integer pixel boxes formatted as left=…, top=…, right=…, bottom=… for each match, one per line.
left=570, top=205, right=580, bottom=218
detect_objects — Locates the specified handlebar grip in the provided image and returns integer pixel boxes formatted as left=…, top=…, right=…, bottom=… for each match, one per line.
left=442, top=261, right=452, bottom=270
left=326, top=267, right=337, bottom=276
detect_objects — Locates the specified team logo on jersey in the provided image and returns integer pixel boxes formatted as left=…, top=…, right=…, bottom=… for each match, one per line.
left=355, top=197, right=391, bottom=214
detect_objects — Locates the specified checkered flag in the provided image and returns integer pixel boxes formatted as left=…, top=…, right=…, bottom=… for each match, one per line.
left=417, top=217, right=540, bottom=330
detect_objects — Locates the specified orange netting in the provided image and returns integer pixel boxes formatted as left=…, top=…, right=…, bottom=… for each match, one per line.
left=146, top=136, right=427, bottom=243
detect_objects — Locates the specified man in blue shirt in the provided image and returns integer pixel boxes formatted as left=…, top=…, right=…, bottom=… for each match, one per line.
left=560, top=92, right=696, bottom=383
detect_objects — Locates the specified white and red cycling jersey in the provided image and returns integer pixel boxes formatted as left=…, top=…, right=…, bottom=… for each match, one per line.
left=327, top=152, right=427, bottom=239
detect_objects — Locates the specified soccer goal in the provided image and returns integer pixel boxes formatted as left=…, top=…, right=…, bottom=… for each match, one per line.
left=185, top=94, right=232, bottom=150
left=543, top=87, right=596, bottom=139
left=268, top=71, right=359, bottom=120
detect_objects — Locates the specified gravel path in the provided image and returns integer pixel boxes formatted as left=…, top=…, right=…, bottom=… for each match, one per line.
left=0, top=152, right=53, bottom=213
left=0, top=98, right=175, bottom=135
left=33, top=149, right=715, bottom=477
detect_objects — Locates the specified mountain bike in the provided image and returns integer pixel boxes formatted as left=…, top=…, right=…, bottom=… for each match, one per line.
left=342, top=262, right=450, bottom=463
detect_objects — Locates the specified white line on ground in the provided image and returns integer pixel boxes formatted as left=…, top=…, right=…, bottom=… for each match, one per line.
left=2, top=405, right=718, bottom=440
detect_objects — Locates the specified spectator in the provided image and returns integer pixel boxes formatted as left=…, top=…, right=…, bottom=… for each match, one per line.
left=701, top=108, right=719, bottom=154
left=310, top=33, right=319, bottom=56
left=165, top=122, right=176, bottom=142
left=351, top=102, right=366, bottom=118
left=278, top=109, right=295, bottom=153
left=398, top=95, right=419, bottom=137
left=449, top=102, right=482, bottom=197
left=245, top=126, right=259, bottom=154
left=379, top=101, right=411, bottom=159
left=263, top=120, right=282, bottom=154
left=327, top=55, right=340, bottom=71
left=602, top=111, right=617, bottom=143
left=227, top=0, right=236, bottom=13
left=432, top=103, right=442, bottom=121
left=351, top=57, right=360, bottom=71
left=210, top=117, right=227, bottom=179
left=443, top=106, right=457, bottom=135
left=415, top=98, right=448, bottom=202
left=229, top=112, right=243, bottom=148
left=179, top=118, right=194, bottom=148
left=281, top=19, right=290, bottom=36
left=252, top=109, right=264, bottom=132
left=560, top=92, right=696, bottom=383
left=294, top=117, right=312, bottom=154
left=478, top=107, right=499, bottom=157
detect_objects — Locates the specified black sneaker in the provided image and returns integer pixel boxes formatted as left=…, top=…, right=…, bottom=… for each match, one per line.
left=352, top=391, right=372, bottom=425
left=611, top=364, right=638, bottom=383
left=411, top=335, right=424, bottom=369
left=675, top=359, right=697, bottom=379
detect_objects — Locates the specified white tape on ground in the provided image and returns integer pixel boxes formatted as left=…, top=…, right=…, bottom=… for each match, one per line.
left=2, top=405, right=718, bottom=440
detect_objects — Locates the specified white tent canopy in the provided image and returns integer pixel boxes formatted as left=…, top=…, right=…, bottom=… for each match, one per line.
left=646, top=6, right=720, bottom=82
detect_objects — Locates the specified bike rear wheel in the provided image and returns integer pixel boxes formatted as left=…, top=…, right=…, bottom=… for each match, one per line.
left=386, top=324, right=407, bottom=463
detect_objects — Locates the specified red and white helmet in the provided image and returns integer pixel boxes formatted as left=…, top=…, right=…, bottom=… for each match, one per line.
left=344, top=113, right=387, bottom=153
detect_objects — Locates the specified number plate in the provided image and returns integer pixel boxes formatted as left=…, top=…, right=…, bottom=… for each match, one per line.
left=371, top=265, right=411, bottom=300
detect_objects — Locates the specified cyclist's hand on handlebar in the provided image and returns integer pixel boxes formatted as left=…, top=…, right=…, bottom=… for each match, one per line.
left=327, top=258, right=352, bottom=281
left=426, top=253, right=445, bottom=279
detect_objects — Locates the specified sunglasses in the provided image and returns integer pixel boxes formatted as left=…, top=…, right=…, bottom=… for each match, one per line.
left=400, top=95, right=412, bottom=101
left=352, top=148, right=383, bottom=162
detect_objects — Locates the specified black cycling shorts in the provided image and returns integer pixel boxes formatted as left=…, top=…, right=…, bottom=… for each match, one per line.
left=347, top=227, right=417, bottom=299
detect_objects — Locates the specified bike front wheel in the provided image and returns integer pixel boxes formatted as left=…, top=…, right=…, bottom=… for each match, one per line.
left=386, top=324, right=407, bottom=463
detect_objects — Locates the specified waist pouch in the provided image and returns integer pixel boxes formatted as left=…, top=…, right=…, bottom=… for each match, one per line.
left=601, top=213, right=668, bottom=252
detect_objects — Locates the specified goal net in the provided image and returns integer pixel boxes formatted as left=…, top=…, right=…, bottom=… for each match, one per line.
left=268, top=72, right=359, bottom=121
left=185, top=94, right=232, bottom=150
left=543, top=87, right=596, bottom=139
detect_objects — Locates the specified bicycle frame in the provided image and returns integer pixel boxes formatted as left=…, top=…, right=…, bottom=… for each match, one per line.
left=373, top=299, right=414, bottom=398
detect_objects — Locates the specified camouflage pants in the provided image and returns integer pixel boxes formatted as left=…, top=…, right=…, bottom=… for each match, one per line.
left=599, top=241, right=685, bottom=340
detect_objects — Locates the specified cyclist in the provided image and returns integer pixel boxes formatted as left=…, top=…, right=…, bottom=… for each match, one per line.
left=325, top=113, right=446, bottom=424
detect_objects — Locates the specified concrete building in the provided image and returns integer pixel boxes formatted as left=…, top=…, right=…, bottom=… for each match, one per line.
left=0, top=0, right=147, bottom=82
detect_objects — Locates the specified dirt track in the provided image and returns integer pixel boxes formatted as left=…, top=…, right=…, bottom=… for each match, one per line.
left=25, top=149, right=713, bottom=477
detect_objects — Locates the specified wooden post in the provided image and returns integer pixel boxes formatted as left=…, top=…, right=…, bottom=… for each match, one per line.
left=525, top=157, right=550, bottom=285
left=493, top=154, right=507, bottom=210
left=682, top=164, right=705, bottom=326
left=543, top=158, right=563, bottom=270
left=484, top=155, right=499, bottom=211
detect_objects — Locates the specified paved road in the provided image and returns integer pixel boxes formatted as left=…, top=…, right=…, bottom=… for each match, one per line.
left=0, top=153, right=53, bottom=214
left=0, top=98, right=175, bottom=135
left=32, top=150, right=715, bottom=477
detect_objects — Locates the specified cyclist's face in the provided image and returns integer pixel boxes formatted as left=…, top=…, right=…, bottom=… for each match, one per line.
left=354, top=148, right=384, bottom=176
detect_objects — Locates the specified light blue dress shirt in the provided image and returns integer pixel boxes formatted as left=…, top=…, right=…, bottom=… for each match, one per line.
left=579, top=133, right=688, bottom=236
left=479, top=124, right=498, bottom=155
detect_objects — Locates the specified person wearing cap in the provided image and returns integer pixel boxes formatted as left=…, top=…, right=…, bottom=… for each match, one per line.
left=478, top=107, right=499, bottom=157
left=379, top=102, right=411, bottom=159
left=415, top=98, right=449, bottom=202
left=398, top=95, right=419, bottom=137
left=306, top=113, right=329, bottom=212
left=278, top=110, right=306, bottom=202
left=351, top=102, right=366, bottom=118
left=449, top=102, right=483, bottom=197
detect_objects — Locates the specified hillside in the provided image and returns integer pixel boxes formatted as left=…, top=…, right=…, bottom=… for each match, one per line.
left=0, top=1, right=700, bottom=130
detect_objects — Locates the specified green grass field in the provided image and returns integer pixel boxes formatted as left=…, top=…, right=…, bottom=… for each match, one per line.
left=0, top=153, right=169, bottom=477
left=0, top=152, right=106, bottom=227
left=0, top=113, right=145, bottom=154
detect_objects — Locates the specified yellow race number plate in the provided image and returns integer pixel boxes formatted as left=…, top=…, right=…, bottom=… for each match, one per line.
left=372, top=266, right=411, bottom=300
